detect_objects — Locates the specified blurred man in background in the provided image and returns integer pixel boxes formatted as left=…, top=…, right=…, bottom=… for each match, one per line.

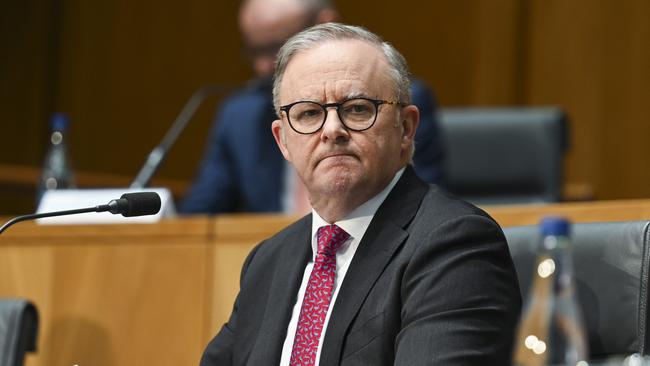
left=180, top=0, right=444, bottom=214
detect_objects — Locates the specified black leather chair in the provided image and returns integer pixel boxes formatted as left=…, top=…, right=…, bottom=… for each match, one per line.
left=439, top=107, right=568, bottom=205
left=0, top=299, right=39, bottom=366
left=504, top=221, right=650, bottom=359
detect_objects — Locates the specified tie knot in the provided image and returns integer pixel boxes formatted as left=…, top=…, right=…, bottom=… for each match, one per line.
left=316, top=224, right=350, bottom=257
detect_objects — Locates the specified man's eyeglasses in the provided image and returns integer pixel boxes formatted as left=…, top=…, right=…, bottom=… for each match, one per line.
left=279, top=97, right=403, bottom=135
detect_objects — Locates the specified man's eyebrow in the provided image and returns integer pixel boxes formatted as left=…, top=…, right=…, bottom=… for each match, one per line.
left=344, top=91, right=371, bottom=99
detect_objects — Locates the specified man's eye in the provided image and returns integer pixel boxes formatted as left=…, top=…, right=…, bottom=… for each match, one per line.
left=343, top=103, right=371, bottom=115
left=297, top=108, right=322, bottom=119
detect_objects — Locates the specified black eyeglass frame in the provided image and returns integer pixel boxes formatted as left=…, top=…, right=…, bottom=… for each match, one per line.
left=279, top=97, right=404, bottom=135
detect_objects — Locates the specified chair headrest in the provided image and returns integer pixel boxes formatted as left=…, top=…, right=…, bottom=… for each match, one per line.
left=0, top=298, right=39, bottom=366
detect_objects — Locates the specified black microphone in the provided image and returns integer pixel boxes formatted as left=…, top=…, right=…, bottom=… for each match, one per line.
left=130, top=84, right=236, bottom=189
left=107, top=192, right=161, bottom=217
left=0, top=192, right=161, bottom=234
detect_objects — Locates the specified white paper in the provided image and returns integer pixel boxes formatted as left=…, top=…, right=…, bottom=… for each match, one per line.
left=36, top=188, right=176, bottom=225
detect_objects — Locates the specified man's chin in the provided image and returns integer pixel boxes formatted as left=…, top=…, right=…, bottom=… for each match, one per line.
left=316, top=170, right=362, bottom=193
left=316, top=155, right=358, bottom=169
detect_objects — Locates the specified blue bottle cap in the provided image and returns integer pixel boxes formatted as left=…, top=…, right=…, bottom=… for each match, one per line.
left=50, top=113, right=69, bottom=131
left=540, top=216, right=570, bottom=236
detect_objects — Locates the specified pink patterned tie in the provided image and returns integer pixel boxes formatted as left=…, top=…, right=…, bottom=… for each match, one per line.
left=289, top=224, right=350, bottom=366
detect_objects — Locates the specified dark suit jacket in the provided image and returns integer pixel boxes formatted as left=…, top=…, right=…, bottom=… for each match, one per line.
left=200, top=167, right=522, bottom=365
left=180, top=79, right=444, bottom=214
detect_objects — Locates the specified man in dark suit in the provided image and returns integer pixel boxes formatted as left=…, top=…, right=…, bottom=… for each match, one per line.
left=179, top=0, right=443, bottom=214
left=200, top=23, right=521, bottom=365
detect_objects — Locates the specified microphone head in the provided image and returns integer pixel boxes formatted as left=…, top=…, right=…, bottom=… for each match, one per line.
left=119, top=192, right=161, bottom=217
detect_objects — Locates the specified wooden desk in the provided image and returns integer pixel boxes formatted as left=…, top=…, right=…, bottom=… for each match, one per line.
left=485, top=198, right=650, bottom=227
left=1, top=200, right=649, bottom=366
left=0, top=217, right=215, bottom=366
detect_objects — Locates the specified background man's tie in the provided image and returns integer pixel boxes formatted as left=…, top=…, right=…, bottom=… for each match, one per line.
left=289, top=224, right=350, bottom=366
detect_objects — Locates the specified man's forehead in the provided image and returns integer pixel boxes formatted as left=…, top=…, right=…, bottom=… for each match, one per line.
left=287, top=40, right=388, bottom=78
left=280, top=39, right=392, bottom=100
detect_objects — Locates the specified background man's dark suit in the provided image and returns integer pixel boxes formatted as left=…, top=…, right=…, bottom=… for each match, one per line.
left=200, top=167, right=522, bottom=365
left=179, top=79, right=443, bottom=214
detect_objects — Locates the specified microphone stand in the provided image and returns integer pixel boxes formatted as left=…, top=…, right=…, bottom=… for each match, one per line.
left=0, top=205, right=110, bottom=234
left=129, top=84, right=235, bottom=189
left=0, top=192, right=161, bottom=234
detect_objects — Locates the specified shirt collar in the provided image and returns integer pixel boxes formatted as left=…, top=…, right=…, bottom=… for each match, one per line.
left=310, top=167, right=405, bottom=258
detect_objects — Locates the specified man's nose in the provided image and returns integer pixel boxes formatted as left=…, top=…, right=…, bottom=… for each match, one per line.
left=320, top=108, right=350, bottom=142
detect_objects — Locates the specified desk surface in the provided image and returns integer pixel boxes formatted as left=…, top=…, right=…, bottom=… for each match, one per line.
left=484, top=198, right=650, bottom=227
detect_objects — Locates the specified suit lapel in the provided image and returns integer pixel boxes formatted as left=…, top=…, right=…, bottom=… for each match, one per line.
left=246, top=215, right=313, bottom=365
left=319, top=166, right=429, bottom=366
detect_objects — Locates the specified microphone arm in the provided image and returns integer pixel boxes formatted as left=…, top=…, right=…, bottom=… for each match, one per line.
left=0, top=205, right=110, bottom=234
left=0, top=192, right=161, bottom=234
left=130, top=84, right=234, bottom=189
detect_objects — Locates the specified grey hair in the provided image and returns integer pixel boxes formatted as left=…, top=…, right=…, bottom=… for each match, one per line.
left=272, top=22, right=412, bottom=115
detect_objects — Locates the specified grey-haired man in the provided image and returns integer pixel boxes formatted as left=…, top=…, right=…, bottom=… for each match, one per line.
left=180, top=0, right=444, bottom=214
left=200, top=23, right=521, bottom=366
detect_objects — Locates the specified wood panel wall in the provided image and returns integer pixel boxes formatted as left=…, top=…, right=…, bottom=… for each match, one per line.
left=2, top=0, right=649, bottom=214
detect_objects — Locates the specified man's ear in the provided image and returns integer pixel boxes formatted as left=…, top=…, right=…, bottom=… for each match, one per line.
left=400, top=105, right=419, bottom=148
left=271, top=119, right=292, bottom=162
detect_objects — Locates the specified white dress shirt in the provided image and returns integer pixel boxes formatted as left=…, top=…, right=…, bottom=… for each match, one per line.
left=279, top=167, right=405, bottom=366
